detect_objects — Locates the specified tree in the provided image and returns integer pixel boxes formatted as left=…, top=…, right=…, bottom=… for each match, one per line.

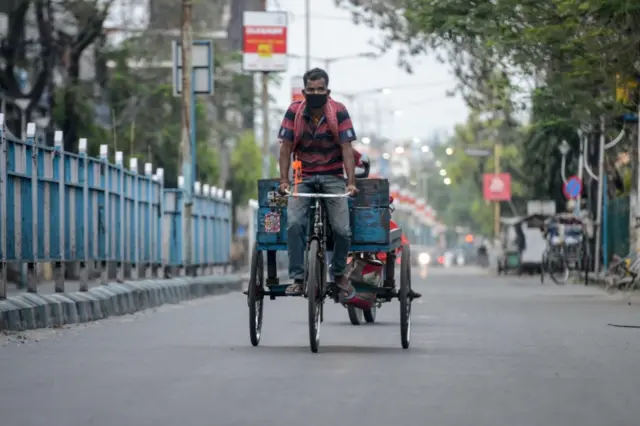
left=337, top=0, right=640, bottom=212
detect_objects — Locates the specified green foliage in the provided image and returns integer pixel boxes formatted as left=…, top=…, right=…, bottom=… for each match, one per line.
left=339, top=0, right=640, bottom=221
left=228, top=131, right=264, bottom=206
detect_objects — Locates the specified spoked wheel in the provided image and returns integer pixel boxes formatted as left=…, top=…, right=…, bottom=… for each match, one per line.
left=248, top=244, right=264, bottom=347
left=399, top=244, right=412, bottom=349
left=307, top=239, right=323, bottom=353
left=348, top=304, right=376, bottom=325
left=364, top=305, right=377, bottom=323
left=347, top=306, right=364, bottom=325
left=582, top=245, right=590, bottom=286
left=549, top=254, right=569, bottom=285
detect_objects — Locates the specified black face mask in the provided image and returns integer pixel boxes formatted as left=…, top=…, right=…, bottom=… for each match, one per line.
left=304, top=93, right=328, bottom=109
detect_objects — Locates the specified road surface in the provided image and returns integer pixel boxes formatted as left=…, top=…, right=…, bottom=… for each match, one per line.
left=1, top=267, right=639, bottom=426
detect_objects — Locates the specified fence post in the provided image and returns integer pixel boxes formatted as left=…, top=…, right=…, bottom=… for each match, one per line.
left=0, top=113, right=6, bottom=299
left=156, top=168, right=164, bottom=278
left=177, top=175, right=185, bottom=276
left=78, top=138, right=89, bottom=291
left=99, top=144, right=109, bottom=284
left=225, top=189, right=232, bottom=273
left=53, top=131, right=65, bottom=292
left=25, top=123, right=38, bottom=293
left=201, top=184, right=210, bottom=274
left=194, top=181, right=201, bottom=276
left=144, top=162, right=153, bottom=278
left=130, top=157, right=139, bottom=279
left=115, top=151, right=125, bottom=282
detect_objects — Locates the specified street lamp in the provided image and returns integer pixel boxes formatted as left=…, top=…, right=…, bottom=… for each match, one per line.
left=382, top=152, right=391, bottom=160
left=395, top=146, right=405, bottom=154
left=444, top=177, right=451, bottom=185
left=361, top=137, right=371, bottom=144
left=445, top=147, right=454, bottom=155
left=439, top=169, right=447, bottom=176
left=421, top=145, right=430, bottom=153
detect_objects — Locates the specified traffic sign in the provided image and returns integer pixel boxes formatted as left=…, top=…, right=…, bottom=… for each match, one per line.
left=563, top=175, right=582, bottom=199
left=482, top=173, right=512, bottom=201
left=242, top=11, right=288, bottom=72
left=464, top=147, right=492, bottom=157
left=172, top=40, right=214, bottom=96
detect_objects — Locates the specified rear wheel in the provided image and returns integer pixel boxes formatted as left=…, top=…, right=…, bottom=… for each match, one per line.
left=549, top=251, right=569, bottom=285
left=347, top=306, right=363, bottom=325
left=248, top=244, right=264, bottom=347
left=399, top=244, right=412, bottom=349
left=363, top=305, right=377, bottom=323
left=307, top=239, right=323, bottom=353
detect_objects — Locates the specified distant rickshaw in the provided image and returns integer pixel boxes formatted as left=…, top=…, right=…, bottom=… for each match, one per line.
left=541, top=213, right=589, bottom=285
left=497, top=215, right=547, bottom=276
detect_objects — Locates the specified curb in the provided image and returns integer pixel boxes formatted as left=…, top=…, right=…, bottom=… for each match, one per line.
left=0, top=275, right=243, bottom=331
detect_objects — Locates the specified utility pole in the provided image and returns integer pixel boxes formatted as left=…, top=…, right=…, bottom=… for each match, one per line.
left=261, top=74, right=270, bottom=177
left=594, top=117, right=606, bottom=275
left=261, top=0, right=270, bottom=178
left=180, top=0, right=194, bottom=274
left=305, top=0, right=311, bottom=70
left=635, top=102, right=640, bottom=257
left=494, top=143, right=502, bottom=240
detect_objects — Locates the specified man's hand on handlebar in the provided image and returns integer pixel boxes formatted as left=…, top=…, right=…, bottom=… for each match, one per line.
left=278, top=181, right=290, bottom=195
left=346, top=184, right=358, bottom=197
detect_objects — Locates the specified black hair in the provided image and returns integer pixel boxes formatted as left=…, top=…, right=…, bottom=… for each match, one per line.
left=303, top=68, right=329, bottom=88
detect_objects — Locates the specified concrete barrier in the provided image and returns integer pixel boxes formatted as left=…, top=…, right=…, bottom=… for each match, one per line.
left=0, top=274, right=243, bottom=331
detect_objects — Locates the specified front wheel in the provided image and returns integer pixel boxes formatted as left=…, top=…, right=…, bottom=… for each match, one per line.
left=307, top=239, right=323, bottom=353
left=248, top=244, right=264, bottom=347
left=399, top=244, right=412, bottom=349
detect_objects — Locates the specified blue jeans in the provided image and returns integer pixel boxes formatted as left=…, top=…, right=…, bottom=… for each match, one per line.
left=287, top=175, right=351, bottom=280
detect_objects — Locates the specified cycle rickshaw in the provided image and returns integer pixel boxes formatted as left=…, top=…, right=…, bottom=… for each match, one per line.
left=540, top=213, right=589, bottom=285
left=245, top=163, right=416, bottom=353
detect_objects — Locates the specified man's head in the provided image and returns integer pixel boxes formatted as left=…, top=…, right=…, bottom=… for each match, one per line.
left=302, top=68, right=330, bottom=109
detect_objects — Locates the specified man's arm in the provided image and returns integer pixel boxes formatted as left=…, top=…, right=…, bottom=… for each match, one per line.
left=277, top=104, right=297, bottom=186
left=279, top=141, right=292, bottom=183
left=341, top=143, right=357, bottom=186
left=336, top=106, right=358, bottom=186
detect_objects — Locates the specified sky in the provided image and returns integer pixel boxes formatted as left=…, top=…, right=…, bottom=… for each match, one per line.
left=103, top=0, right=470, bottom=142
left=267, top=0, right=469, bottom=141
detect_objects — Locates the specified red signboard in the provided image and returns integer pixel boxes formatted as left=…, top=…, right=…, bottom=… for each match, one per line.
left=483, top=173, right=512, bottom=201
left=242, top=11, right=288, bottom=72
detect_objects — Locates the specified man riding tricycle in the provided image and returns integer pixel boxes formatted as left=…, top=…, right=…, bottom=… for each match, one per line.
left=245, top=67, right=418, bottom=352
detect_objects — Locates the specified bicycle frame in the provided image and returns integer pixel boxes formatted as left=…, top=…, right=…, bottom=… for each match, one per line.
left=287, top=191, right=350, bottom=298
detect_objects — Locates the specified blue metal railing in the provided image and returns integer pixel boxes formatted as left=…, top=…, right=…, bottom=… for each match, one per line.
left=0, top=116, right=232, bottom=299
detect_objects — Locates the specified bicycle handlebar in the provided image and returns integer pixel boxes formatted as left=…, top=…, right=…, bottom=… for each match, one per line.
left=284, top=190, right=350, bottom=198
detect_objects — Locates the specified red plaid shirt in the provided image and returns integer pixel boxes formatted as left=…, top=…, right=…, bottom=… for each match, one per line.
left=278, top=101, right=357, bottom=176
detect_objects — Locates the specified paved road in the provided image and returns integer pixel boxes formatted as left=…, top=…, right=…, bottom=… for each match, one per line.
left=1, top=267, right=639, bottom=426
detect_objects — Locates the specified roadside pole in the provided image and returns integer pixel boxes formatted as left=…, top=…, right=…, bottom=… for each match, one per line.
left=494, top=143, right=502, bottom=239
left=636, top=102, right=640, bottom=257
left=261, top=0, right=271, bottom=179
left=261, top=72, right=270, bottom=178
left=574, top=120, right=625, bottom=276
left=594, top=117, right=606, bottom=276
left=305, top=0, right=311, bottom=70
left=176, top=4, right=215, bottom=275
left=180, top=0, right=194, bottom=274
